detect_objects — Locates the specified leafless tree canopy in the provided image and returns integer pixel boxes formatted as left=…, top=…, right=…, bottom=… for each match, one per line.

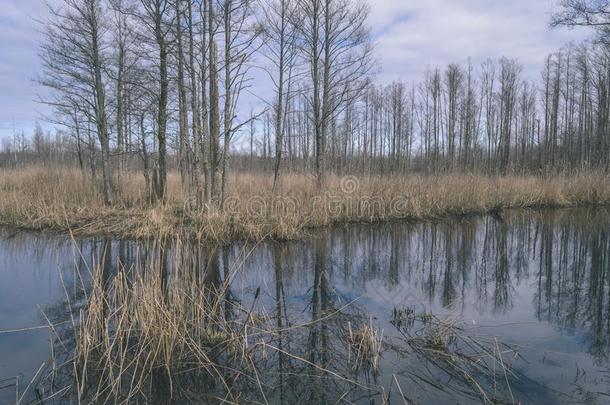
left=552, top=0, right=610, bottom=27
left=1, top=0, right=606, bottom=205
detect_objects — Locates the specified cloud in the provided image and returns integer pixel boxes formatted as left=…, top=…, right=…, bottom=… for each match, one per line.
left=370, top=0, right=590, bottom=84
left=0, top=0, right=54, bottom=138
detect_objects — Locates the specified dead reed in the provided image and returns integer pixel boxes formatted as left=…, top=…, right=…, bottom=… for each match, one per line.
left=391, top=308, right=520, bottom=404
left=347, top=319, right=384, bottom=379
left=0, top=166, right=608, bottom=242
left=36, top=239, right=389, bottom=403
left=31, top=237, right=529, bottom=404
left=37, top=241, right=265, bottom=403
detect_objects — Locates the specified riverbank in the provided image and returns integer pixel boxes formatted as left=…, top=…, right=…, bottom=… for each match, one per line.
left=0, top=167, right=608, bottom=242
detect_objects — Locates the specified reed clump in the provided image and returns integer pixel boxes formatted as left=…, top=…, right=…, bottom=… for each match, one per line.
left=38, top=241, right=393, bottom=404
left=1, top=166, right=608, bottom=242
left=41, top=246, right=269, bottom=403
left=346, top=319, right=384, bottom=379
left=36, top=239, right=530, bottom=404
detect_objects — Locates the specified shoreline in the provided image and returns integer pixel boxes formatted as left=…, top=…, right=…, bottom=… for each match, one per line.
left=2, top=203, right=608, bottom=243
left=1, top=167, right=609, bottom=243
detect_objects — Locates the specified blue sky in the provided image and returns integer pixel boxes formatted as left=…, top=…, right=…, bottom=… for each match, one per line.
left=0, top=0, right=590, bottom=141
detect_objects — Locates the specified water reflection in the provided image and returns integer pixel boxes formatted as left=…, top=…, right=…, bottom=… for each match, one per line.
left=0, top=208, right=609, bottom=404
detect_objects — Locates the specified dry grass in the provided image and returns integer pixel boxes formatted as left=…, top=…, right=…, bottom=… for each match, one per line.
left=37, top=240, right=386, bottom=404
left=36, top=241, right=276, bottom=403
left=346, top=319, right=383, bottom=379
left=391, top=308, right=520, bottom=404
left=37, top=251, right=524, bottom=404
left=0, top=166, right=608, bottom=242
left=36, top=241, right=524, bottom=404
left=70, top=258, right=246, bottom=402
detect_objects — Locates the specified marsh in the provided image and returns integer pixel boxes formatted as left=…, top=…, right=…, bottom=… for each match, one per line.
left=1, top=208, right=609, bottom=404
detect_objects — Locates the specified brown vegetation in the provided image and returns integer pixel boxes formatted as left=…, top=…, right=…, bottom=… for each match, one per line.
left=38, top=239, right=522, bottom=404
left=0, top=166, right=608, bottom=242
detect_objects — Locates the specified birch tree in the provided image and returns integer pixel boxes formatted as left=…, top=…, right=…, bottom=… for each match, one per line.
left=260, top=0, right=300, bottom=192
left=298, top=0, right=374, bottom=186
left=40, top=0, right=115, bottom=204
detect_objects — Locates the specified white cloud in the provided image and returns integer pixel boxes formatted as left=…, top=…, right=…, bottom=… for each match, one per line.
left=371, top=0, right=590, bottom=84
left=0, top=0, right=55, bottom=137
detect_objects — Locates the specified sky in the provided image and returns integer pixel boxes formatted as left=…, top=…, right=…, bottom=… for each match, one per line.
left=0, top=0, right=591, bottom=141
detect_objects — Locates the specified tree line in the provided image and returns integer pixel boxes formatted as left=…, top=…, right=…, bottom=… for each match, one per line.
left=1, top=0, right=607, bottom=205
left=313, top=45, right=610, bottom=175
left=33, top=0, right=374, bottom=205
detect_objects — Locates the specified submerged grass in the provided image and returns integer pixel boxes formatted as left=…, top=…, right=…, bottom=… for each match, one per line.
left=37, top=239, right=392, bottom=404
left=0, top=166, right=608, bottom=242
left=36, top=238, right=525, bottom=404
left=391, top=308, right=521, bottom=404
left=347, top=319, right=384, bottom=379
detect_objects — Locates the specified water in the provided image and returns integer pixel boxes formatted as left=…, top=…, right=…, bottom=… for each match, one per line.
left=0, top=208, right=609, bottom=404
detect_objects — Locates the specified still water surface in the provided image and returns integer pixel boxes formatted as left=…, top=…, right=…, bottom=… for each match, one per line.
left=0, top=208, right=609, bottom=404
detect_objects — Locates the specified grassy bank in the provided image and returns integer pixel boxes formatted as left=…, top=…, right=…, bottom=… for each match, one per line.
left=0, top=166, right=609, bottom=242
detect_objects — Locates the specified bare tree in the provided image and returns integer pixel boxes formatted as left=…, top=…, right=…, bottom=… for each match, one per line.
left=298, top=0, right=374, bottom=186
left=259, top=0, right=300, bottom=192
left=40, top=0, right=115, bottom=204
left=136, top=0, right=174, bottom=200
left=444, top=64, right=464, bottom=170
left=186, top=0, right=203, bottom=200
left=219, top=0, right=261, bottom=204
left=497, top=58, right=521, bottom=174
left=552, top=0, right=610, bottom=27
left=28, top=0, right=610, bottom=201
left=207, top=0, right=220, bottom=201
left=175, top=0, right=190, bottom=187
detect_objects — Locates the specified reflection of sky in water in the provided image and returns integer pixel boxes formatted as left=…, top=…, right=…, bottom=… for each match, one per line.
left=230, top=209, right=610, bottom=403
left=0, top=233, right=67, bottom=403
left=0, top=234, right=94, bottom=403
left=0, top=208, right=609, bottom=404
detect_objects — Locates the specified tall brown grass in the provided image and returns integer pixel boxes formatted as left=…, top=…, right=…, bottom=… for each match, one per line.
left=70, top=252, right=249, bottom=402
left=39, top=239, right=389, bottom=403
left=0, top=166, right=608, bottom=242
left=38, top=239, right=522, bottom=404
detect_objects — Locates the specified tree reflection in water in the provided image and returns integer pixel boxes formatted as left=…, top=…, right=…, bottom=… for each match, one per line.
left=36, top=208, right=610, bottom=404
